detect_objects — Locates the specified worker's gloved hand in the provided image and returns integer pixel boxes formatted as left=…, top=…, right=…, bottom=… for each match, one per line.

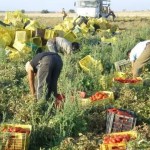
left=55, top=94, right=65, bottom=109
left=56, top=93, right=65, bottom=101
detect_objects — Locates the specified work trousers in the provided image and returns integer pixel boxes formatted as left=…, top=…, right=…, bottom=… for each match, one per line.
left=36, top=54, right=63, bottom=100
left=133, top=43, right=150, bottom=77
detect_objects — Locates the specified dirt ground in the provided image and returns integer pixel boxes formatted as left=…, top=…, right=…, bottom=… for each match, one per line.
left=0, top=11, right=150, bottom=19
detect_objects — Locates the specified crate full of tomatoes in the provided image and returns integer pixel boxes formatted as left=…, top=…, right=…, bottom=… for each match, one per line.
left=0, top=124, right=32, bottom=150
left=113, top=77, right=143, bottom=86
left=90, top=91, right=114, bottom=105
left=100, top=130, right=137, bottom=150
left=106, top=108, right=137, bottom=134
left=80, top=91, right=114, bottom=107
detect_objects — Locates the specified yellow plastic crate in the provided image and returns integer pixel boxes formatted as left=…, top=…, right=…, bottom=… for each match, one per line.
left=80, top=23, right=89, bottom=33
left=55, top=30, right=65, bottom=37
left=100, top=142, right=126, bottom=150
left=30, top=37, right=42, bottom=47
left=113, top=77, right=143, bottom=87
left=114, top=72, right=127, bottom=78
left=80, top=91, right=114, bottom=107
left=100, top=131, right=137, bottom=150
left=64, top=31, right=77, bottom=42
left=44, top=29, right=58, bottom=40
left=79, top=55, right=103, bottom=73
left=14, top=30, right=31, bottom=43
left=90, top=91, right=114, bottom=106
left=0, top=124, right=32, bottom=150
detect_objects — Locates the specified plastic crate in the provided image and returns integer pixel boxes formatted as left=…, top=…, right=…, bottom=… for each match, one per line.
left=79, top=55, right=103, bottom=73
left=35, top=28, right=45, bottom=38
left=14, top=30, right=31, bottom=43
left=114, top=59, right=131, bottom=72
left=0, top=124, right=32, bottom=150
left=91, top=91, right=114, bottom=105
left=80, top=91, right=114, bottom=107
left=64, top=31, right=77, bottom=42
left=30, top=37, right=42, bottom=47
left=44, top=29, right=58, bottom=40
left=106, top=109, right=136, bottom=134
left=100, top=142, right=126, bottom=150
left=114, top=72, right=127, bottom=78
left=113, top=77, right=143, bottom=87
left=100, top=131, right=137, bottom=150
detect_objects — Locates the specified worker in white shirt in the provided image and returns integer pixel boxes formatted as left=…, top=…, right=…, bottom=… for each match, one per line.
left=127, top=40, right=150, bottom=78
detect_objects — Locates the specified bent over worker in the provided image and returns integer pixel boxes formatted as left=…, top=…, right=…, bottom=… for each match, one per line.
left=25, top=52, right=63, bottom=100
left=127, top=40, right=150, bottom=78
left=46, top=37, right=80, bottom=54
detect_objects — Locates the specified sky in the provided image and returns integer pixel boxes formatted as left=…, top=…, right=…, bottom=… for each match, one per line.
left=0, top=0, right=150, bottom=12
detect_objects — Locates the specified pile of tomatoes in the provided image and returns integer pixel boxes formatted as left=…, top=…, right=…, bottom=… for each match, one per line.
left=1, top=126, right=30, bottom=134
left=103, top=134, right=132, bottom=144
left=107, top=108, right=133, bottom=117
left=90, top=92, right=108, bottom=102
left=114, top=77, right=142, bottom=83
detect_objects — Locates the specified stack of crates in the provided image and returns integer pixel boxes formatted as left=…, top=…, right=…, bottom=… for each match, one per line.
left=106, top=108, right=137, bottom=134
left=114, top=59, right=131, bottom=72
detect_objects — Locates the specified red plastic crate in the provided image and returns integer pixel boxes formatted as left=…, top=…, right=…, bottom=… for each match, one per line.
left=106, top=108, right=137, bottom=133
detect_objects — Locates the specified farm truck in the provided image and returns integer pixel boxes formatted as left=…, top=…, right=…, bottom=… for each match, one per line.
left=74, top=0, right=111, bottom=18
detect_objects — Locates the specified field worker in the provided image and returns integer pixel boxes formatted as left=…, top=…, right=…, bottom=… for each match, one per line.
left=127, top=40, right=150, bottom=78
left=46, top=37, right=80, bottom=55
left=62, top=8, right=67, bottom=20
left=25, top=50, right=63, bottom=100
left=106, top=8, right=116, bottom=21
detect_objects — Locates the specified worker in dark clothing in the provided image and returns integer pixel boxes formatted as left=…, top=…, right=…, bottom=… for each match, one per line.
left=62, top=8, right=67, bottom=20
left=25, top=52, right=63, bottom=100
left=106, top=8, right=116, bottom=21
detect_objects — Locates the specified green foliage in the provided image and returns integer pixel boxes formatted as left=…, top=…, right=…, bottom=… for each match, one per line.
left=0, top=48, right=7, bottom=63
left=0, top=16, right=150, bottom=150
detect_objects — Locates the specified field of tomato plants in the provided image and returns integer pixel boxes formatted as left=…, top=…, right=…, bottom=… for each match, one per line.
left=0, top=14, right=150, bottom=150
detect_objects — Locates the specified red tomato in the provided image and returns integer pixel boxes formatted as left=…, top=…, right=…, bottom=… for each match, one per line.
left=125, top=134, right=131, bottom=141
left=95, top=93, right=103, bottom=100
left=107, top=108, right=118, bottom=113
left=102, top=93, right=108, bottom=99
left=2, top=127, right=8, bottom=132
left=19, top=128, right=30, bottom=134
left=115, top=137, right=122, bottom=143
left=79, top=91, right=86, bottom=98
left=91, top=95, right=96, bottom=101
left=111, top=138, right=117, bottom=143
